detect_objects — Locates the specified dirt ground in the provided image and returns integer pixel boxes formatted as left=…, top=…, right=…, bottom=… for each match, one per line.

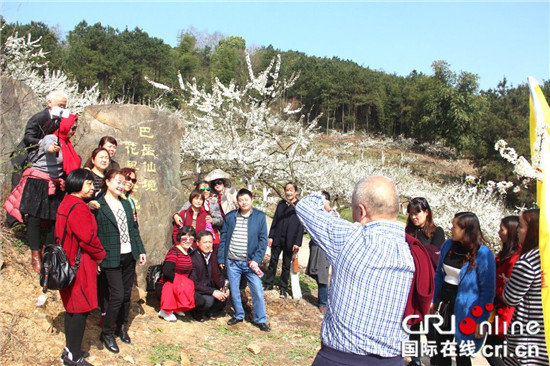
left=0, top=230, right=325, bottom=366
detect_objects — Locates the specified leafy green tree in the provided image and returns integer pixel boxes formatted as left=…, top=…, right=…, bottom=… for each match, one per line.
left=210, top=36, right=246, bottom=85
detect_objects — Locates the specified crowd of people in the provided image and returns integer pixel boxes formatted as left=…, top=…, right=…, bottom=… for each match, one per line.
left=3, top=90, right=548, bottom=366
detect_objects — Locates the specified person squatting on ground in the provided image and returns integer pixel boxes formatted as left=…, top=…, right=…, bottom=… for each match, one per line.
left=5, top=114, right=80, bottom=273
left=190, top=230, right=229, bottom=322
left=431, top=212, right=496, bottom=366
left=57, top=169, right=106, bottom=366
left=296, top=176, right=431, bottom=366
left=218, top=188, right=271, bottom=332
left=263, top=182, right=304, bottom=298
left=158, top=226, right=197, bottom=322
left=94, top=169, right=146, bottom=354
left=305, top=190, right=339, bottom=313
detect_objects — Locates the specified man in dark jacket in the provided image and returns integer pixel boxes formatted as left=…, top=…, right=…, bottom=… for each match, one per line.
left=7, top=90, right=68, bottom=227
left=263, top=182, right=304, bottom=298
left=190, top=231, right=228, bottom=321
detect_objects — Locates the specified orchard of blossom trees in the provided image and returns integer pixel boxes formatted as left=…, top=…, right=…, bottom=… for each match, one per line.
left=2, top=28, right=528, bottom=248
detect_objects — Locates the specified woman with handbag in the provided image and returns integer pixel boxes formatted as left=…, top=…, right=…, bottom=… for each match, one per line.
left=94, top=169, right=146, bottom=354
left=431, top=212, right=496, bottom=366
left=57, top=168, right=106, bottom=366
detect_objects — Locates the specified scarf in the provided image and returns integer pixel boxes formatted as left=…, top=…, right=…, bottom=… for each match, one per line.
left=53, top=114, right=81, bottom=175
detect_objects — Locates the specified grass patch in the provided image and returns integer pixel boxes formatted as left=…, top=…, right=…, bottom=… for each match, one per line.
left=299, top=274, right=317, bottom=292
left=11, top=238, right=27, bottom=254
left=148, top=343, right=180, bottom=363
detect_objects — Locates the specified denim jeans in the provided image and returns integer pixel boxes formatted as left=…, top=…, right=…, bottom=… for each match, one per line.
left=226, top=259, right=266, bottom=324
left=317, top=283, right=328, bottom=306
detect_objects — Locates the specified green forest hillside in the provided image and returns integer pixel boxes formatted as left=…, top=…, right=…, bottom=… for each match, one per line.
left=2, top=18, right=548, bottom=207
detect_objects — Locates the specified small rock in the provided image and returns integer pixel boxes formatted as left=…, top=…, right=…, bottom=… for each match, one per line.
left=163, top=361, right=177, bottom=366
left=124, top=355, right=135, bottom=364
left=180, top=351, right=191, bottom=366
left=247, top=343, right=261, bottom=355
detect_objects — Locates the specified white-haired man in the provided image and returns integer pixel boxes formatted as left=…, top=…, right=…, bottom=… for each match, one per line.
left=296, top=176, right=419, bottom=365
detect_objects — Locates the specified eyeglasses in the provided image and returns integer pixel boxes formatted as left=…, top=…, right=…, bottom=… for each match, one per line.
left=125, top=176, right=137, bottom=183
left=180, top=236, right=194, bottom=242
left=214, top=180, right=224, bottom=186
left=200, top=187, right=211, bottom=191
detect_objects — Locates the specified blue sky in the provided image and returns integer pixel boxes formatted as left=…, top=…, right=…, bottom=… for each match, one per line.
left=2, top=1, right=549, bottom=91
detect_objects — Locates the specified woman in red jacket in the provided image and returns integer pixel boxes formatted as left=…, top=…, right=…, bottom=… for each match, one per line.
left=485, top=215, right=521, bottom=366
left=57, top=169, right=106, bottom=366
left=172, top=189, right=208, bottom=245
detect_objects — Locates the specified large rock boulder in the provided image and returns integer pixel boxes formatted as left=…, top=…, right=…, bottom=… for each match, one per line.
left=74, top=104, right=185, bottom=285
left=0, top=77, right=43, bottom=204
left=0, top=78, right=186, bottom=287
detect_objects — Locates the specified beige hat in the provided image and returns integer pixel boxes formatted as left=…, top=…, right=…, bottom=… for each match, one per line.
left=205, top=169, right=231, bottom=182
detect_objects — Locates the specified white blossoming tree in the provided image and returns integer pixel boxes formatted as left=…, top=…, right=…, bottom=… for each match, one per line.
left=148, top=53, right=322, bottom=197
left=0, top=27, right=101, bottom=113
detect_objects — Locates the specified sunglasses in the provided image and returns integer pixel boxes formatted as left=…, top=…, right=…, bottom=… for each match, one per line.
left=125, top=176, right=137, bottom=183
left=200, top=187, right=211, bottom=191
left=214, top=180, right=224, bottom=186
left=180, top=236, right=194, bottom=242
left=70, top=126, right=78, bottom=131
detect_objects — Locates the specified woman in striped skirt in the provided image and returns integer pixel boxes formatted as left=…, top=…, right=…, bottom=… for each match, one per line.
left=503, top=208, right=548, bottom=365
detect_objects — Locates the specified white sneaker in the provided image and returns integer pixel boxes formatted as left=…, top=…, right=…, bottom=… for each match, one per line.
left=174, top=312, right=186, bottom=317
left=158, top=309, right=177, bottom=322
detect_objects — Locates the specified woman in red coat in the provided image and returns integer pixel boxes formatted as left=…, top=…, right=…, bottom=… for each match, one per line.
left=57, top=169, right=106, bottom=366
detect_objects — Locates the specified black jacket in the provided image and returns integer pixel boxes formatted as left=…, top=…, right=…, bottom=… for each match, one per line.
left=190, top=249, right=225, bottom=296
left=268, top=200, right=304, bottom=250
left=23, top=108, right=51, bottom=147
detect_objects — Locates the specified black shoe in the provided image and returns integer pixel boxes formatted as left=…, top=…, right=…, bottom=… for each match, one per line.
left=62, top=354, right=94, bottom=366
left=115, top=324, right=131, bottom=344
left=263, top=284, right=273, bottom=291
left=192, top=312, right=205, bottom=322
left=279, top=288, right=287, bottom=298
left=227, top=317, right=243, bottom=326
left=99, top=333, right=119, bottom=354
left=254, top=322, right=271, bottom=332
left=407, top=361, right=422, bottom=366
left=61, top=349, right=90, bottom=362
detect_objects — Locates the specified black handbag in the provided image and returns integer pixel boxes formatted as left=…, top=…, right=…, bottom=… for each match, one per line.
left=435, top=300, right=452, bottom=330
left=40, top=203, right=82, bottom=292
left=146, top=264, right=163, bottom=292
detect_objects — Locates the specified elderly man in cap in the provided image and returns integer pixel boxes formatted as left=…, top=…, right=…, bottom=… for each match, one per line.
left=205, top=169, right=238, bottom=218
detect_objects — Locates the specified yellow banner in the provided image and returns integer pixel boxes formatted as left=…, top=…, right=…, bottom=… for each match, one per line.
left=528, top=76, right=550, bottom=354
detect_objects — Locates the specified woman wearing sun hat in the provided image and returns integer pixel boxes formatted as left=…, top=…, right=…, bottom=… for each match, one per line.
left=204, top=169, right=238, bottom=218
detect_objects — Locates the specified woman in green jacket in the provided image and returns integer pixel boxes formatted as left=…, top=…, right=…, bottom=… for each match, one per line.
left=94, top=169, right=146, bottom=354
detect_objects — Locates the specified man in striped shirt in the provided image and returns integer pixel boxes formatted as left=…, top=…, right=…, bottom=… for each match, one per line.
left=218, top=188, right=270, bottom=332
left=296, top=176, right=415, bottom=365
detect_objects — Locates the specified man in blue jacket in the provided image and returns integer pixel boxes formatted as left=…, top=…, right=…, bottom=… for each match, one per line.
left=218, top=188, right=270, bottom=332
